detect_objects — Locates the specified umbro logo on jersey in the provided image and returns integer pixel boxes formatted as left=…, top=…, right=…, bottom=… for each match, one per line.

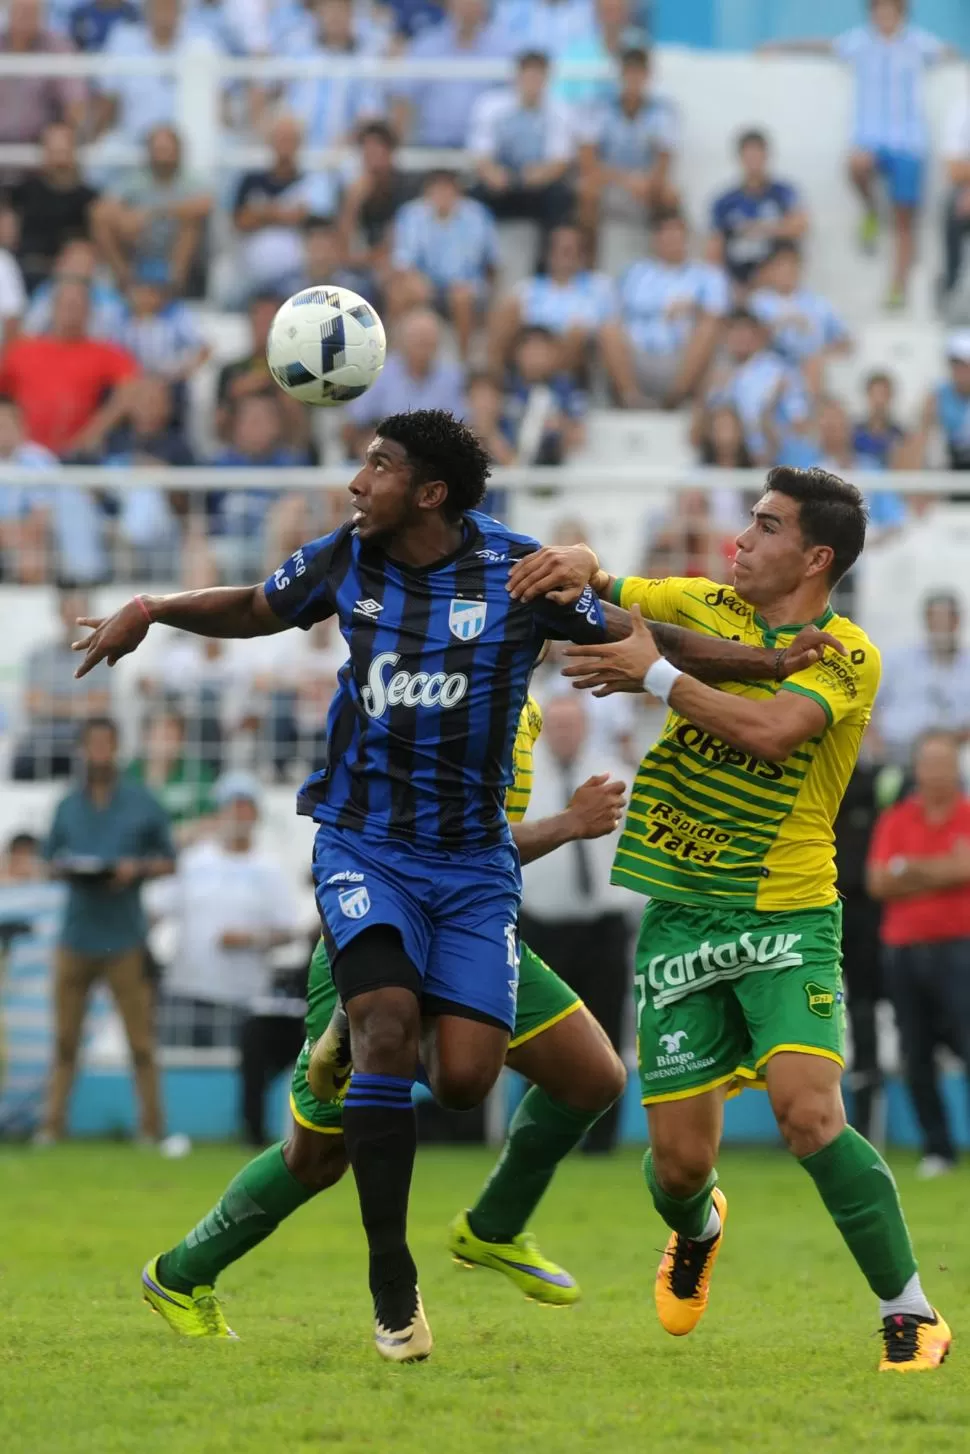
left=353, top=598, right=383, bottom=619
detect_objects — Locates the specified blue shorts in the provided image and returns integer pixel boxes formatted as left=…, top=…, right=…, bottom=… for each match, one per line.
left=311, top=826, right=522, bottom=1032
left=873, top=147, right=924, bottom=209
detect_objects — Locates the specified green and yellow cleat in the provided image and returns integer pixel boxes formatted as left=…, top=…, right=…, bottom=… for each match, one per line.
left=141, top=1256, right=238, bottom=1339
left=447, top=1210, right=580, bottom=1306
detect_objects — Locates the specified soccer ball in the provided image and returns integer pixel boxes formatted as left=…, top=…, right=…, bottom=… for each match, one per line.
left=266, top=285, right=386, bottom=407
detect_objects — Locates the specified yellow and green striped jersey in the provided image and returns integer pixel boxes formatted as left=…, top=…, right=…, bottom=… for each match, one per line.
left=609, top=576, right=880, bottom=911
left=506, top=695, right=543, bottom=824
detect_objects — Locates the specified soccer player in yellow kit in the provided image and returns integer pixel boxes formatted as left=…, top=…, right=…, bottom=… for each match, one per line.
left=508, top=465, right=951, bottom=1373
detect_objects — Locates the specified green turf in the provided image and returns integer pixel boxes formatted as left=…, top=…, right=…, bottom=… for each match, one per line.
left=0, top=1143, right=966, bottom=1453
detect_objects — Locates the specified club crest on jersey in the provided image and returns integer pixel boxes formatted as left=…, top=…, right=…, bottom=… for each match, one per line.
left=449, top=599, right=488, bottom=641
left=338, top=886, right=371, bottom=920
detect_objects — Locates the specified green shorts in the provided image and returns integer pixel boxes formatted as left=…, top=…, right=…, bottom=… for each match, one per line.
left=290, top=936, right=582, bottom=1133
left=634, top=899, right=844, bottom=1105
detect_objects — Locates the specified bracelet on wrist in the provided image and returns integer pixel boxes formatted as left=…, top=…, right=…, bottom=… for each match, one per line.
left=133, top=595, right=154, bottom=626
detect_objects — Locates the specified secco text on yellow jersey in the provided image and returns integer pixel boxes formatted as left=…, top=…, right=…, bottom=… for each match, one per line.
left=609, top=576, right=880, bottom=911
left=505, top=694, right=543, bottom=825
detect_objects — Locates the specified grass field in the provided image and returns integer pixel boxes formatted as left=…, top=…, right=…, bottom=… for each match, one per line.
left=1, top=1142, right=968, bottom=1454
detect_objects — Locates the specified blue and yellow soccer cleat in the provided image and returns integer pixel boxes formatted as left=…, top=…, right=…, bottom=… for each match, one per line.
left=141, top=1256, right=238, bottom=1339
left=654, top=1186, right=727, bottom=1336
left=448, top=1210, right=580, bottom=1306
left=879, top=1309, right=952, bottom=1372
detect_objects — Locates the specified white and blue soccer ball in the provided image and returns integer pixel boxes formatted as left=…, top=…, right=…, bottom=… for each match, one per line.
left=266, top=285, right=386, bottom=407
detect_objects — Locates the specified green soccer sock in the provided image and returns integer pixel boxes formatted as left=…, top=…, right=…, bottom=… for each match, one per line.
left=799, top=1125, right=918, bottom=1301
left=643, top=1148, right=718, bottom=1240
left=156, top=1143, right=317, bottom=1293
left=466, top=1087, right=604, bottom=1243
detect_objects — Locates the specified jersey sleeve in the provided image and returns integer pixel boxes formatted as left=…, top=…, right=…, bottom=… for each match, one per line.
left=609, top=575, right=711, bottom=626
left=780, top=631, right=881, bottom=729
left=263, top=526, right=350, bottom=631
left=531, top=583, right=608, bottom=643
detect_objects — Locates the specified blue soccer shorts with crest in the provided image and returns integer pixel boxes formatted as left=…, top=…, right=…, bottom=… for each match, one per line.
left=311, top=825, right=522, bottom=1031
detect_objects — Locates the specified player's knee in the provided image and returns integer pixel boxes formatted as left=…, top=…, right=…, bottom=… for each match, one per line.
left=434, top=1065, right=496, bottom=1112
left=284, top=1131, right=348, bottom=1193
left=650, top=1138, right=717, bottom=1200
left=568, top=1047, right=627, bottom=1115
left=349, top=1005, right=419, bottom=1074
left=773, top=1088, right=845, bottom=1158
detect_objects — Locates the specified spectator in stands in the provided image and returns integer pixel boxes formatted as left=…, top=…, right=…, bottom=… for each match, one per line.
left=40, top=715, right=175, bottom=1144
left=694, top=401, right=752, bottom=468
left=252, top=616, right=343, bottom=778
left=599, top=209, right=729, bottom=409
left=216, top=290, right=282, bottom=436
left=98, top=373, right=192, bottom=575
left=0, top=246, right=25, bottom=348
left=337, top=122, right=416, bottom=301
left=96, top=0, right=220, bottom=146
left=388, top=169, right=498, bottom=360
left=232, top=112, right=338, bottom=300
left=493, top=0, right=596, bottom=59
left=297, top=215, right=362, bottom=297
left=748, top=241, right=852, bottom=396
left=907, top=332, right=970, bottom=472
left=875, top=592, right=970, bottom=765
left=0, top=831, right=42, bottom=883
left=853, top=370, right=906, bottom=470
left=577, top=45, right=678, bottom=232
left=22, top=237, right=126, bottom=340
left=468, top=51, right=576, bottom=231
left=391, top=0, right=512, bottom=151
left=112, top=260, right=210, bottom=419
left=487, top=222, right=615, bottom=376
left=763, top=1, right=955, bottom=309
left=101, top=372, right=193, bottom=466
left=941, top=83, right=970, bottom=306
left=640, top=488, right=736, bottom=582
left=284, top=0, right=385, bottom=150
left=69, top=0, right=139, bottom=53
left=151, top=774, right=296, bottom=1129
left=0, top=279, right=138, bottom=456
left=209, top=394, right=308, bottom=577
left=702, top=308, right=810, bottom=465
left=12, top=589, right=113, bottom=780
left=90, top=124, right=212, bottom=297
left=128, top=708, right=216, bottom=840
left=384, top=1, right=444, bottom=42
left=0, top=0, right=87, bottom=153
left=0, top=392, right=56, bottom=582
left=707, top=129, right=807, bottom=291
left=556, top=0, right=647, bottom=109
left=501, top=323, right=586, bottom=464
left=465, top=370, right=515, bottom=466
left=342, top=305, right=465, bottom=457
left=867, top=729, right=970, bottom=1177
left=4, top=122, right=99, bottom=294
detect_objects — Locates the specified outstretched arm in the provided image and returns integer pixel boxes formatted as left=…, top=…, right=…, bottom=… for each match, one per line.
left=73, top=584, right=286, bottom=678
left=599, top=600, right=841, bottom=684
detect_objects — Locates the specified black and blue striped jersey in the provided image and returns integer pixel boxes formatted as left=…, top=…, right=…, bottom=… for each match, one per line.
left=263, top=511, right=608, bottom=849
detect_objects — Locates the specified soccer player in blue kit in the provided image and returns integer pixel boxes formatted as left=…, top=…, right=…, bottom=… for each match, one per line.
left=74, top=410, right=838, bottom=1362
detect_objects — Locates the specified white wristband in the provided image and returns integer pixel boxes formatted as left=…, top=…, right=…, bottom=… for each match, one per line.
left=643, top=658, right=683, bottom=704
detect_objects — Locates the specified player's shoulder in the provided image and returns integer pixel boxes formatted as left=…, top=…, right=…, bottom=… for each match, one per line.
left=465, top=511, right=537, bottom=563
left=828, top=611, right=880, bottom=669
left=821, top=611, right=881, bottom=700
left=678, top=576, right=754, bottom=623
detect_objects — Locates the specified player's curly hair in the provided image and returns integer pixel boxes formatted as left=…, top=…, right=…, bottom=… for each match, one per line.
left=377, top=409, right=492, bottom=520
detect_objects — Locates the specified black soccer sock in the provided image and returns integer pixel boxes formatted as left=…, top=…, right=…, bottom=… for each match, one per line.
left=342, top=1073, right=418, bottom=1324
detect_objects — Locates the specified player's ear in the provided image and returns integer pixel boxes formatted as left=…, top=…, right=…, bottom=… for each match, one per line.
left=416, top=478, right=449, bottom=513
left=807, top=544, right=834, bottom=581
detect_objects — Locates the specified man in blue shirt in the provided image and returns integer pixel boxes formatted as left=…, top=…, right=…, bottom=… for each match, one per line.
left=708, top=129, right=807, bottom=289
left=41, top=716, right=175, bottom=1145
left=390, top=0, right=513, bottom=149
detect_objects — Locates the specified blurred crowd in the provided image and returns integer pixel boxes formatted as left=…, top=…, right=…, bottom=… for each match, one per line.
left=0, top=0, right=969, bottom=594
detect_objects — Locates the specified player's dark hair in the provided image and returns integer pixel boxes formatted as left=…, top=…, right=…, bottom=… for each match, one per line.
left=764, top=466, right=868, bottom=585
left=737, top=128, right=768, bottom=152
left=517, top=49, right=549, bottom=69
left=81, top=715, right=119, bottom=744
left=376, top=409, right=491, bottom=520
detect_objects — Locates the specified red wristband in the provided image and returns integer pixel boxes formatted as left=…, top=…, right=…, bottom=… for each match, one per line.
left=133, top=595, right=154, bottom=625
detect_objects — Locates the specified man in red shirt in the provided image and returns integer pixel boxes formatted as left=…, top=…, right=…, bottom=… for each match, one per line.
left=0, top=278, right=137, bottom=455
left=867, top=730, right=970, bottom=1177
